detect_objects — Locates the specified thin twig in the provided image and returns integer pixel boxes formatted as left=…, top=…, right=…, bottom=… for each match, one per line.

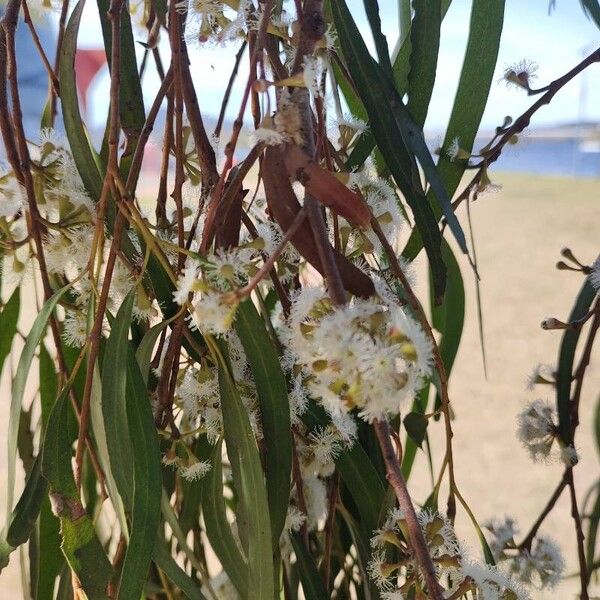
left=373, top=419, right=444, bottom=600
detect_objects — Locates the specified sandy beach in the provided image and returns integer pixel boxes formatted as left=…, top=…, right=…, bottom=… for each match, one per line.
left=1, top=171, right=599, bottom=598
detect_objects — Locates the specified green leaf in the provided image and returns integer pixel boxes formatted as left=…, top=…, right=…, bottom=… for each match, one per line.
left=135, top=319, right=170, bottom=385
left=59, top=0, right=103, bottom=200
left=213, top=339, right=274, bottom=599
left=202, top=441, right=248, bottom=597
left=96, top=0, right=145, bottom=181
left=430, top=239, right=465, bottom=408
left=152, top=540, right=208, bottom=600
left=115, top=351, right=162, bottom=600
left=361, top=0, right=393, bottom=76
left=581, top=0, right=600, bottom=28
left=5, top=454, right=46, bottom=549
left=290, top=533, right=328, bottom=600
left=36, top=344, right=64, bottom=598
left=556, top=278, right=597, bottom=445
left=407, top=0, right=441, bottom=128
left=234, top=299, right=292, bottom=545
left=101, top=290, right=136, bottom=508
left=41, top=388, right=113, bottom=599
left=403, top=412, right=428, bottom=449
left=5, top=284, right=71, bottom=532
left=0, top=287, right=19, bottom=377
left=331, top=0, right=448, bottom=298
left=404, top=0, right=505, bottom=261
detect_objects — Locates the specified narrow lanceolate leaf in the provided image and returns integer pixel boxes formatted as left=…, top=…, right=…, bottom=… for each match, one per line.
left=152, top=540, right=208, bottom=600
left=0, top=454, right=47, bottom=572
left=404, top=0, right=505, bottom=260
left=407, top=0, right=441, bottom=128
left=96, top=0, right=145, bottom=175
left=101, top=290, right=136, bottom=508
left=212, top=339, right=274, bottom=599
left=37, top=344, right=64, bottom=598
left=331, top=0, right=449, bottom=298
left=135, top=319, right=170, bottom=385
left=0, top=287, right=19, bottom=377
left=5, top=284, right=71, bottom=532
left=235, top=299, right=292, bottom=546
left=41, top=389, right=113, bottom=599
left=59, top=0, right=103, bottom=200
left=203, top=442, right=249, bottom=597
left=430, top=239, right=465, bottom=411
left=556, top=279, right=597, bottom=445
left=290, top=533, right=329, bottom=600
left=581, top=0, right=600, bottom=29
left=116, top=352, right=162, bottom=600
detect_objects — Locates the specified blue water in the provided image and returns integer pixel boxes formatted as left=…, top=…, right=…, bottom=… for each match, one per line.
left=478, top=137, right=600, bottom=179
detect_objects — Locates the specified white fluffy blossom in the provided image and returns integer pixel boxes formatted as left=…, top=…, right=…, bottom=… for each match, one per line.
left=285, top=289, right=432, bottom=422
left=516, top=400, right=557, bottom=462
left=179, top=459, right=211, bottom=482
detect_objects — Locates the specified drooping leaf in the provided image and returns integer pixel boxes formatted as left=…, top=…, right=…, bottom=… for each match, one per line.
left=290, top=532, right=329, bottom=600
left=403, top=412, right=428, bottom=449
left=101, top=290, right=136, bottom=508
left=0, top=286, right=20, bottom=377
left=115, top=351, right=162, bottom=600
left=41, top=388, right=113, bottom=599
left=404, top=0, right=506, bottom=261
left=5, top=284, right=71, bottom=532
left=152, top=540, right=208, bottom=600
left=407, top=0, right=441, bottom=127
left=235, top=299, right=292, bottom=546
left=331, top=0, right=449, bottom=298
left=59, top=0, right=103, bottom=200
left=556, top=278, right=596, bottom=445
left=202, top=441, right=248, bottom=597
left=213, top=338, right=274, bottom=599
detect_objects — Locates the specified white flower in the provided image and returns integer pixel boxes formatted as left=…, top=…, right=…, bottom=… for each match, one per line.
left=516, top=399, right=557, bottom=462
left=484, top=516, right=519, bottom=559
left=560, top=444, right=578, bottom=466
left=528, top=536, right=564, bottom=588
left=525, top=363, right=554, bottom=390
left=179, top=460, right=211, bottom=482
left=367, top=548, right=395, bottom=591
left=503, top=59, right=538, bottom=90
left=62, top=311, right=88, bottom=347
left=283, top=505, right=306, bottom=533
left=0, top=178, right=27, bottom=218
left=461, top=560, right=531, bottom=600
left=302, top=55, right=323, bottom=97
left=302, top=475, right=327, bottom=529
left=250, top=127, right=287, bottom=146
left=590, top=256, right=600, bottom=291
left=192, top=291, right=237, bottom=336
left=173, top=261, right=200, bottom=305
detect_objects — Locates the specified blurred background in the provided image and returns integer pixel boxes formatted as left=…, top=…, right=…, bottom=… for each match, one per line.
left=0, top=0, right=599, bottom=598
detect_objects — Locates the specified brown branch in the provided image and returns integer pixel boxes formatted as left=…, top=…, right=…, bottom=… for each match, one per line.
left=453, top=47, right=600, bottom=211
left=74, top=0, right=125, bottom=489
left=373, top=419, right=444, bottom=600
left=567, top=468, right=589, bottom=600
left=214, top=39, right=247, bottom=139
left=518, top=471, right=568, bottom=551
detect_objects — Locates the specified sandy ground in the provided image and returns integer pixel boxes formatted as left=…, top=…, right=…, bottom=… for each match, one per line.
left=0, top=171, right=599, bottom=598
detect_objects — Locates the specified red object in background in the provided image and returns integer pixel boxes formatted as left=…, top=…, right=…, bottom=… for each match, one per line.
left=74, top=49, right=106, bottom=112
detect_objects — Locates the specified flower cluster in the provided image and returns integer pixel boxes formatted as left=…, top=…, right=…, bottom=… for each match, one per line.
left=516, top=399, right=578, bottom=465
left=368, top=507, right=530, bottom=599
left=485, top=517, right=565, bottom=590
left=282, top=288, right=432, bottom=422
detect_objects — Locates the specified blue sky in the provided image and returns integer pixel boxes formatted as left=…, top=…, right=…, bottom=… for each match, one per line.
left=78, top=0, right=600, bottom=134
